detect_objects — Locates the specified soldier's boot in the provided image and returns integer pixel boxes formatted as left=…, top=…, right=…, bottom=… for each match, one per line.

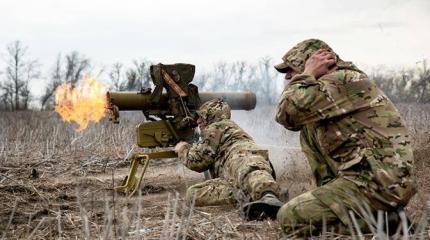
left=241, top=192, right=284, bottom=221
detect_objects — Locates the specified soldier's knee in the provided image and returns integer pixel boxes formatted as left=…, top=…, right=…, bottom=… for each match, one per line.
left=277, top=200, right=325, bottom=236
left=277, top=191, right=322, bottom=231
left=277, top=202, right=297, bottom=228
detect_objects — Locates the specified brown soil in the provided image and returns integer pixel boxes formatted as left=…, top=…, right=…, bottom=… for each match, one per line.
left=0, top=150, right=280, bottom=239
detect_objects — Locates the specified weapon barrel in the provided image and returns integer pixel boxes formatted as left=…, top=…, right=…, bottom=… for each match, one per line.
left=199, top=92, right=256, bottom=110
left=107, top=91, right=168, bottom=111
left=107, top=91, right=256, bottom=111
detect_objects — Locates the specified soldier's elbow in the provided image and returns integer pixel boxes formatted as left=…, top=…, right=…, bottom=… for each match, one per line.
left=275, top=116, right=302, bottom=131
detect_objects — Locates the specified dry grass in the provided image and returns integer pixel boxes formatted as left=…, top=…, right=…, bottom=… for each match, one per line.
left=0, top=110, right=281, bottom=239
left=396, top=104, right=430, bottom=224
left=0, top=104, right=429, bottom=239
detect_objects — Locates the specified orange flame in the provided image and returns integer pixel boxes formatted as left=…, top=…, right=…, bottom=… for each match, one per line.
left=54, top=75, right=107, bottom=132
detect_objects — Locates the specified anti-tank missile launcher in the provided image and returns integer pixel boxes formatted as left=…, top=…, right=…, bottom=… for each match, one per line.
left=106, top=63, right=256, bottom=196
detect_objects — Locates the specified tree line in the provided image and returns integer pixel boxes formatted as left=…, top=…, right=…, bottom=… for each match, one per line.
left=370, top=62, right=430, bottom=103
left=0, top=40, right=429, bottom=111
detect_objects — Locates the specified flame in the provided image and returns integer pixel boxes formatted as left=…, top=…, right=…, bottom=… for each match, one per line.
left=54, top=75, right=107, bottom=132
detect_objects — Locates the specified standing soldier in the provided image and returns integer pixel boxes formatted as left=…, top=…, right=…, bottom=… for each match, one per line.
left=273, top=39, right=417, bottom=236
left=174, top=99, right=284, bottom=220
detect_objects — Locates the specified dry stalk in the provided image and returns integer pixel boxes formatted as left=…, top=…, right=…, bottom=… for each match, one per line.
left=349, top=211, right=364, bottom=240
left=175, top=201, right=187, bottom=240
left=1, top=198, right=17, bottom=240
left=26, top=205, right=36, bottom=237
left=26, top=217, right=46, bottom=240
left=412, top=200, right=430, bottom=240
left=181, top=193, right=196, bottom=240
left=361, top=199, right=378, bottom=234
left=135, top=189, right=143, bottom=239
left=343, top=208, right=357, bottom=240
left=103, top=193, right=113, bottom=240
left=376, top=210, right=388, bottom=240
left=385, top=211, right=389, bottom=236
left=255, top=232, right=264, bottom=240
left=161, top=193, right=172, bottom=240
left=168, top=192, right=180, bottom=239
left=321, top=215, right=327, bottom=240
left=111, top=168, right=117, bottom=239
left=399, top=211, right=409, bottom=240
left=57, top=209, right=62, bottom=240
left=120, top=207, right=130, bottom=239
left=76, top=188, right=91, bottom=239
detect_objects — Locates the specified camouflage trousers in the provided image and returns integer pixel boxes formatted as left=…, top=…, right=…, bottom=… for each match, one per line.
left=185, top=152, right=280, bottom=206
left=277, top=177, right=376, bottom=237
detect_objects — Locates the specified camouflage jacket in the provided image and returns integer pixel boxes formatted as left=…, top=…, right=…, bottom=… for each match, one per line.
left=276, top=62, right=416, bottom=208
left=178, top=119, right=267, bottom=178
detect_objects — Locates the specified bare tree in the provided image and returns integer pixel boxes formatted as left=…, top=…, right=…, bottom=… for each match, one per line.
left=40, top=54, right=62, bottom=109
left=107, top=59, right=153, bottom=92
left=125, top=69, right=139, bottom=90
left=193, top=59, right=278, bottom=103
left=194, top=72, right=212, bottom=91
left=231, top=61, right=249, bottom=90
left=123, top=59, right=152, bottom=91
left=40, top=51, right=91, bottom=109
left=64, top=51, right=91, bottom=87
left=132, top=59, right=152, bottom=89
left=255, top=57, right=278, bottom=104
left=109, top=62, right=125, bottom=91
left=208, top=62, right=231, bottom=91
left=0, top=40, right=39, bottom=111
left=0, top=86, right=13, bottom=111
left=372, top=61, right=430, bottom=103
left=414, top=60, right=430, bottom=103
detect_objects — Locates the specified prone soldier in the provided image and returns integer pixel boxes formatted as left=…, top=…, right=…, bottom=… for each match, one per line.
left=174, top=99, right=284, bottom=220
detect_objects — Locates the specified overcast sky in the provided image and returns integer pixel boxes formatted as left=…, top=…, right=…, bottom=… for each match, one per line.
left=1, top=0, right=429, bottom=97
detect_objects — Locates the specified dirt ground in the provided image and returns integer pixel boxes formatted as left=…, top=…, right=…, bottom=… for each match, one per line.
left=0, top=150, right=282, bottom=239
left=0, top=104, right=429, bottom=239
left=0, top=110, right=286, bottom=239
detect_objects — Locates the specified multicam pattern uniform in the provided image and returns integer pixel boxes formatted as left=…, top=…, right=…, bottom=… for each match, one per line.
left=178, top=99, right=280, bottom=206
left=275, top=39, right=417, bottom=235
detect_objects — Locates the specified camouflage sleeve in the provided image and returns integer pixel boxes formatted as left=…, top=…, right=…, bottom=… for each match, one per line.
left=177, top=124, right=222, bottom=172
left=275, top=70, right=370, bottom=130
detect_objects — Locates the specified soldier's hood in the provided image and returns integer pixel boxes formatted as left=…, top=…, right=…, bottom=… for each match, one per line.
left=197, top=99, right=231, bottom=126
left=274, top=39, right=361, bottom=74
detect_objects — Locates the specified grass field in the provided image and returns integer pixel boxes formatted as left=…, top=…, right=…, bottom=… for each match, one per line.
left=0, top=104, right=429, bottom=239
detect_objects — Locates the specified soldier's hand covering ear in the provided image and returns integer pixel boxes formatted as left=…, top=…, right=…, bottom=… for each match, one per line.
left=303, top=49, right=337, bottom=78
left=174, top=141, right=188, bottom=154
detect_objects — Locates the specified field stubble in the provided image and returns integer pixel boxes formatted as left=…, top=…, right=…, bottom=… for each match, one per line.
left=0, top=103, right=429, bottom=239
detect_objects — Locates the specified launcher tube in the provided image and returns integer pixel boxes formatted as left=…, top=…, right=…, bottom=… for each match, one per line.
left=107, top=91, right=256, bottom=111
